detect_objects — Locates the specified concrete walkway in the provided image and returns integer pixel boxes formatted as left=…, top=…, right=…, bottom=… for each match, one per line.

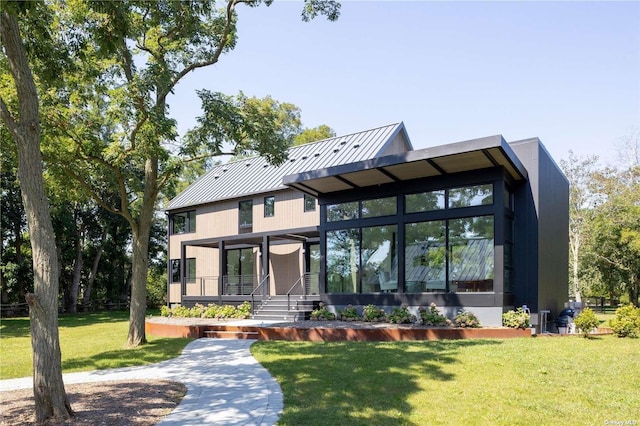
left=0, top=339, right=283, bottom=425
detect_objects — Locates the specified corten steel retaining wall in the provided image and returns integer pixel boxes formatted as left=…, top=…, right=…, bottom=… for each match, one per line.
left=146, top=320, right=532, bottom=341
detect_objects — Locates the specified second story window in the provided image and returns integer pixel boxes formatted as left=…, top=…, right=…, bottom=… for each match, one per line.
left=171, top=210, right=196, bottom=234
left=304, top=194, right=316, bottom=212
left=239, top=200, right=253, bottom=234
left=264, top=196, right=275, bottom=217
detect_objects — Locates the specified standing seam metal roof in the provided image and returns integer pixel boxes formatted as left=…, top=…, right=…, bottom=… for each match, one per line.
left=167, top=122, right=407, bottom=211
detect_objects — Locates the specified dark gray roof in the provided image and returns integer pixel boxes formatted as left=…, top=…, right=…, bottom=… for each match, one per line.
left=283, top=134, right=529, bottom=196
left=167, top=122, right=411, bottom=211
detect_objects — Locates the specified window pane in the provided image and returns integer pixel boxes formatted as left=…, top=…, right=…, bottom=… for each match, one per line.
left=327, top=202, right=359, bottom=222
left=171, top=211, right=195, bottom=234
left=172, top=214, right=186, bottom=234
left=405, top=221, right=446, bottom=292
left=304, top=194, right=316, bottom=212
left=361, top=197, right=397, bottom=218
left=449, top=216, right=494, bottom=292
left=362, top=225, right=398, bottom=292
left=448, top=184, right=493, bottom=208
left=264, top=196, right=275, bottom=217
left=406, top=190, right=445, bottom=213
left=188, top=211, right=196, bottom=233
left=239, top=200, right=253, bottom=233
left=171, top=259, right=180, bottom=283
left=326, top=229, right=360, bottom=293
left=186, top=258, right=196, bottom=283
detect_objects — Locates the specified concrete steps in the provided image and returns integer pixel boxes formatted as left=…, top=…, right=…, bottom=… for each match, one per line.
left=251, top=295, right=316, bottom=322
left=203, top=325, right=259, bottom=340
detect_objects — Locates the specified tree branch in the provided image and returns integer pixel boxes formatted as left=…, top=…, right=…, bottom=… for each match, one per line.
left=0, top=96, right=19, bottom=137
left=159, top=0, right=240, bottom=106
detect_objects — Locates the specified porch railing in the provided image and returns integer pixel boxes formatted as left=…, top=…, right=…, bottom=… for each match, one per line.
left=181, top=276, right=218, bottom=297
left=222, top=275, right=256, bottom=295
left=286, top=273, right=319, bottom=311
left=250, top=274, right=270, bottom=314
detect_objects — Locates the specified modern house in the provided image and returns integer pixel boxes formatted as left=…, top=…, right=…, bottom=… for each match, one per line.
left=166, top=122, right=569, bottom=328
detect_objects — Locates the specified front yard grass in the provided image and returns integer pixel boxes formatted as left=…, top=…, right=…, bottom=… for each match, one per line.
left=0, top=311, right=191, bottom=380
left=252, top=336, right=639, bottom=425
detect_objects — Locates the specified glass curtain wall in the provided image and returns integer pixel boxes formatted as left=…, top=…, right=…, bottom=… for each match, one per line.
left=324, top=183, right=499, bottom=294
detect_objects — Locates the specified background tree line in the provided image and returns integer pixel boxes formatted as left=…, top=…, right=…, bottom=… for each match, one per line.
left=561, top=131, right=640, bottom=307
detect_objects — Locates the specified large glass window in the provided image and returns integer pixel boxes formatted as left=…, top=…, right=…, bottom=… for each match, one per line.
left=171, top=210, right=196, bottom=234
left=170, top=258, right=196, bottom=283
left=264, top=196, right=275, bottom=217
left=362, top=225, right=398, bottom=292
left=326, top=229, right=360, bottom=293
left=361, top=197, right=397, bottom=218
left=405, top=221, right=447, bottom=292
left=239, top=200, right=253, bottom=233
left=406, top=190, right=445, bottom=213
left=327, top=201, right=359, bottom=222
left=449, top=216, right=494, bottom=292
left=448, top=184, right=493, bottom=208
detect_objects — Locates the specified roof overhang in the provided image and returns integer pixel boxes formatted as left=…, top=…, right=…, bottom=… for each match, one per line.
left=283, top=135, right=528, bottom=197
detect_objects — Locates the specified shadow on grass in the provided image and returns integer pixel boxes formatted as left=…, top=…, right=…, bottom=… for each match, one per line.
left=61, top=338, right=191, bottom=372
left=253, top=339, right=502, bottom=426
left=0, top=310, right=158, bottom=338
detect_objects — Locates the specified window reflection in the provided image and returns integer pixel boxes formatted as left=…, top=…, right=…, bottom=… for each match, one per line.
left=326, top=229, right=360, bottom=293
left=448, top=184, right=493, bottom=208
left=406, top=190, right=445, bottom=213
left=362, top=226, right=397, bottom=292
left=449, top=216, right=494, bottom=292
left=405, top=221, right=446, bottom=292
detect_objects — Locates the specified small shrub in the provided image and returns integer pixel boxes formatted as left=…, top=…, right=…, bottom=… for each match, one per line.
left=502, top=308, right=530, bottom=329
left=574, top=307, right=599, bottom=337
left=235, top=301, right=252, bottom=319
left=388, top=304, right=415, bottom=324
left=362, top=304, right=387, bottom=322
left=610, top=304, right=640, bottom=338
left=160, top=305, right=170, bottom=317
left=454, top=309, right=480, bottom=328
left=338, top=304, right=361, bottom=321
left=310, top=302, right=336, bottom=321
left=419, top=303, right=449, bottom=326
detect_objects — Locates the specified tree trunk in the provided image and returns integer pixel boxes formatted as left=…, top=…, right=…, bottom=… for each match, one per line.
left=83, top=228, right=106, bottom=307
left=126, top=157, right=158, bottom=347
left=68, top=217, right=84, bottom=314
left=0, top=11, right=73, bottom=422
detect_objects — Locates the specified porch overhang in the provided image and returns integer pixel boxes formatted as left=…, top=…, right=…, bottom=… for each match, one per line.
left=282, top=135, right=528, bottom=196
left=180, top=226, right=319, bottom=249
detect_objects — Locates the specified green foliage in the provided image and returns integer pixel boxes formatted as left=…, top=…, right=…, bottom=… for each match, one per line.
left=454, top=309, right=481, bottom=328
left=362, top=304, right=387, bottom=322
left=573, top=307, right=600, bottom=337
left=388, top=304, right=415, bottom=324
left=293, top=124, right=336, bottom=145
left=146, top=269, right=166, bottom=309
left=337, top=304, right=361, bottom=321
left=159, top=302, right=251, bottom=319
left=502, top=308, right=530, bottom=329
left=310, top=302, right=336, bottom=321
left=419, top=303, right=450, bottom=326
left=610, top=304, right=640, bottom=338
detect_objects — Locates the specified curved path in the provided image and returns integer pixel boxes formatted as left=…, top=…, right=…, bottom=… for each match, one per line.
left=0, top=339, right=283, bottom=426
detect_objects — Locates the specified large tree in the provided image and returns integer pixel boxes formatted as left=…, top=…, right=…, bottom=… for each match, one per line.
left=560, top=151, right=600, bottom=302
left=0, top=7, right=74, bottom=422
left=42, top=0, right=340, bottom=347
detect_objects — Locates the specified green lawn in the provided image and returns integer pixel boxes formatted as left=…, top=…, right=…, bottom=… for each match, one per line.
left=251, top=336, right=640, bottom=425
left=0, top=311, right=191, bottom=380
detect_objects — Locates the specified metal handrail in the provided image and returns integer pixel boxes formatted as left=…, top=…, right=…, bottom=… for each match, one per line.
left=250, top=274, right=270, bottom=314
left=286, top=273, right=310, bottom=311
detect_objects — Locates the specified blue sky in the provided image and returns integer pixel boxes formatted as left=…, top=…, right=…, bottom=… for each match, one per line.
left=172, top=1, right=640, bottom=164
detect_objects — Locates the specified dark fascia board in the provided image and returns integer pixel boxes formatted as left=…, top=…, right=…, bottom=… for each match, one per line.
left=283, top=134, right=529, bottom=194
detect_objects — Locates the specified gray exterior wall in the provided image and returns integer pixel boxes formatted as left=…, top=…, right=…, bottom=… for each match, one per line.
left=509, top=139, right=569, bottom=322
